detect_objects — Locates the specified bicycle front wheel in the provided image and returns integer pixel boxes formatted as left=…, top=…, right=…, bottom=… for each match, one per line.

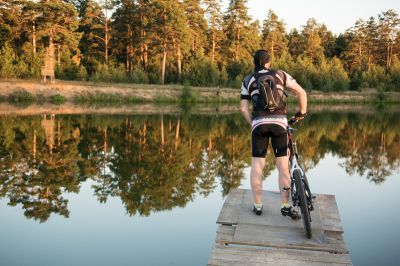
left=294, top=170, right=312, bottom=239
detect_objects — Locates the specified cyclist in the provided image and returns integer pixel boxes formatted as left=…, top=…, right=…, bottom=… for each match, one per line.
left=240, top=49, right=307, bottom=219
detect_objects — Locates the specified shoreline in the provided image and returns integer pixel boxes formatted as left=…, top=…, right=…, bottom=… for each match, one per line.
left=0, top=79, right=399, bottom=105
left=0, top=102, right=398, bottom=116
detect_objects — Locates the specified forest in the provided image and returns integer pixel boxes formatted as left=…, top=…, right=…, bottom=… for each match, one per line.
left=0, top=0, right=400, bottom=91
left=0, top=112, right=399, bottom=222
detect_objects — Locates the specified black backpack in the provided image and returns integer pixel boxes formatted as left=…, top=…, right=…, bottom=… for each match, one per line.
left=254, top=70, right=286, bottom=112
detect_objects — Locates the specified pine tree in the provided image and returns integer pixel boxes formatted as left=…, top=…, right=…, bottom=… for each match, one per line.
left=344, top=19, right=368, bottom=72
left=223, top=0, right=253, bottom=61
left=378, top=10, right=400, bottom=67
left=183, top=0, right=208, bottom=58
left=364, top=16, right=379, bottom=70
left=78, top=0, right=107, bottom=68
left=261, top=10, right=288, bottom=62
left=148, top=0, right=188, bottom=84
left=318, top=24, right=335, bottom=58
left=204, top=0, right=224, bottom=63
left=33, top=0, right=81, bottom=68
left=301, top=18, right=324, bottom=63
left=0, top=0, right=24, bottom=48
left=287, top=28, right=303, bottom=59
left=332, top=33, right=348, bottom=59
left=111, top=0, right=137, bottom=71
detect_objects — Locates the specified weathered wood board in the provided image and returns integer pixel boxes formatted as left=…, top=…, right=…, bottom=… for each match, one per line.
left=209, top=189, right=352, bottom=265
left=208, top=244, right=352, bottom=266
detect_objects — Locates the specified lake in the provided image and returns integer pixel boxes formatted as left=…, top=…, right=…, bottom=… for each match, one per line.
left=0, top=108, right=399, bottom=266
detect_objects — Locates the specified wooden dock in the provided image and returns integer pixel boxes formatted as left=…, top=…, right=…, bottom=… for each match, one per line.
left=208, top=189, right=352, bottom=265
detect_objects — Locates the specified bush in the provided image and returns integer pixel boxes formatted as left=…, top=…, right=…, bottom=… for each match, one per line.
left=360, top=64, right=390, bottom=91
left=9, top=90, right=36, bottom=103
left=312, top=58, right=349, bottom=91
left=129, top=68, right=149, bottom=84
left=183, top=57, right=220, bottom=86
left=389, top=57, right=400, bottom=91
left=19, top=42, right=43, bottom=79
left=76, top=65, right=88, bottom=81
left=0, top=43, right=17, bottom=79
left=349, top=71, right=362, bottom=90
left=109, top=65, right=127, bottom=82
left=51, top=94, right=66, bottom=105
left=219, top=66, right=229, bottom=87
left=226, top=59, right=252, bottom=87
left=90, top=63, right=111, bottom=82
left=89, top=63, right=149, bottom=84
left=181, top=83, right=194, bottom=102
left=56, top=63, right=80, bottom=80
left=290, top=57, right=316, bottom=90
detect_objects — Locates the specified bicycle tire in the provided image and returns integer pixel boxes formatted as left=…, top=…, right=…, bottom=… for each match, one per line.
left=294, top=170, right=312, bottom=239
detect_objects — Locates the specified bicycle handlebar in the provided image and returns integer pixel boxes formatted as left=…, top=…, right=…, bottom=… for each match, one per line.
left=289, top=112, right=308, bottom=126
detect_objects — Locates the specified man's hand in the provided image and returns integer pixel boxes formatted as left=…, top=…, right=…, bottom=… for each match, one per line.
left=289, top=111, right=307, bottom=125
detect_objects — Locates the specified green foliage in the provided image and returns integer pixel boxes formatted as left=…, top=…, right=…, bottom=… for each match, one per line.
left=226, top=59, right=252, bottom=87
left=0, top=0, right=400, bottom=93
left=389, top=57, right=400, bottom=91
left=313, top=58, right=350, bottom=91
left=290, top=57, right=316, bottom=90
left=88, top=63, right=149, bottom=84
left=9, top=90, right=36, bottom=104
left=76, top=65, right=88, bottom=81
left=51, top=94, right=66, bottom=105
left=360, top=65, right=391, bottom=91
left=184, top=57, right=220, bottom=86
left=0, top=43, right=16, bottom=79
left=180, top=83, right=195, bottom=105
left=129, top=68, right=149, bottom=84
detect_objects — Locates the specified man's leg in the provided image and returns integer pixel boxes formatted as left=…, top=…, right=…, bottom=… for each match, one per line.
left=276, top=155, right=300, bottom=220
left=250, top=157, right=266, bottom=204
left=275, top=155, right=290, bottom=204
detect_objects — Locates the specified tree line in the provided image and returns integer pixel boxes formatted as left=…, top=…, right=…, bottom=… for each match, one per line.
left=0, top=0, right=400, bottom=91
left=0, top=112, right=399, bottom=222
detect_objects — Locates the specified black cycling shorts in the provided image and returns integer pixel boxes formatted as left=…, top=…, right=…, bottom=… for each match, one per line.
left=251, top=123, right=288, bottom=158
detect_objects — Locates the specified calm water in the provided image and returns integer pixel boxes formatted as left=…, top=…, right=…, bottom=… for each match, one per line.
left=0, top=110, right=399, bottom=266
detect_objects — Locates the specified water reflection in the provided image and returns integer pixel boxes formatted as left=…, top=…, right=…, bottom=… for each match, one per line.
left=0, top=111, right=399, bottom=222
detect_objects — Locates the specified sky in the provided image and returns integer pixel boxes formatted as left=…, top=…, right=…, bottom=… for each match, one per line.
left=223, top=0, right=400, bottom=35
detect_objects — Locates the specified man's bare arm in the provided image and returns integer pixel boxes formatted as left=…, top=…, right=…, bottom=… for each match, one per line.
left=286, top=82, right=307, bottom=114
left=240, top=99, right=252, bottom=125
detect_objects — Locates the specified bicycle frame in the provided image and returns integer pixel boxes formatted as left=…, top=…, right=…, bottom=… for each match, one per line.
left=287, top=126, right=314, bottom=211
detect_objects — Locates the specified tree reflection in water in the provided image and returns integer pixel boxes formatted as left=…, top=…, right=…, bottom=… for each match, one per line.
left=0, top=111, right=399, bottom=222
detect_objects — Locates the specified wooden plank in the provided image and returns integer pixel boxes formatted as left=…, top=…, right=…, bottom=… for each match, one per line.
left=215, top=222, right=348, bottom=254
left=208, top=244, right=352, bottom=266
left=233, top=223, right=326, bottom=247
left=212, top=189, right=350, bottom=264
left=317, top=194, right=344, bottom=233
left=324, top=231, right=349, bottom=254
left=215, top=225, right=235, bottom=242
left=237, top=190, right=324, bottom=232
left=216, top=189, right=245, bottom=225
left=215, top=238, right=348, bottom=254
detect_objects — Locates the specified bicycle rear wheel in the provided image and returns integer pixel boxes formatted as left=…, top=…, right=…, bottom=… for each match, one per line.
left=294, top=170, right=312, bottom=239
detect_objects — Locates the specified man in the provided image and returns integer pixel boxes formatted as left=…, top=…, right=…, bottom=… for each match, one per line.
left=240, top=49, right=307, bottom=219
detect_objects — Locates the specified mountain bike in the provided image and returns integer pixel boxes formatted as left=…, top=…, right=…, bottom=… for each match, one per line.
left=288, top=119, right=314, bottom=239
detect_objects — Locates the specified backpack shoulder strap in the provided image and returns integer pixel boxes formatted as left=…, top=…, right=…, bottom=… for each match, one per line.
left=276, top=70, right=287, bottom=87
